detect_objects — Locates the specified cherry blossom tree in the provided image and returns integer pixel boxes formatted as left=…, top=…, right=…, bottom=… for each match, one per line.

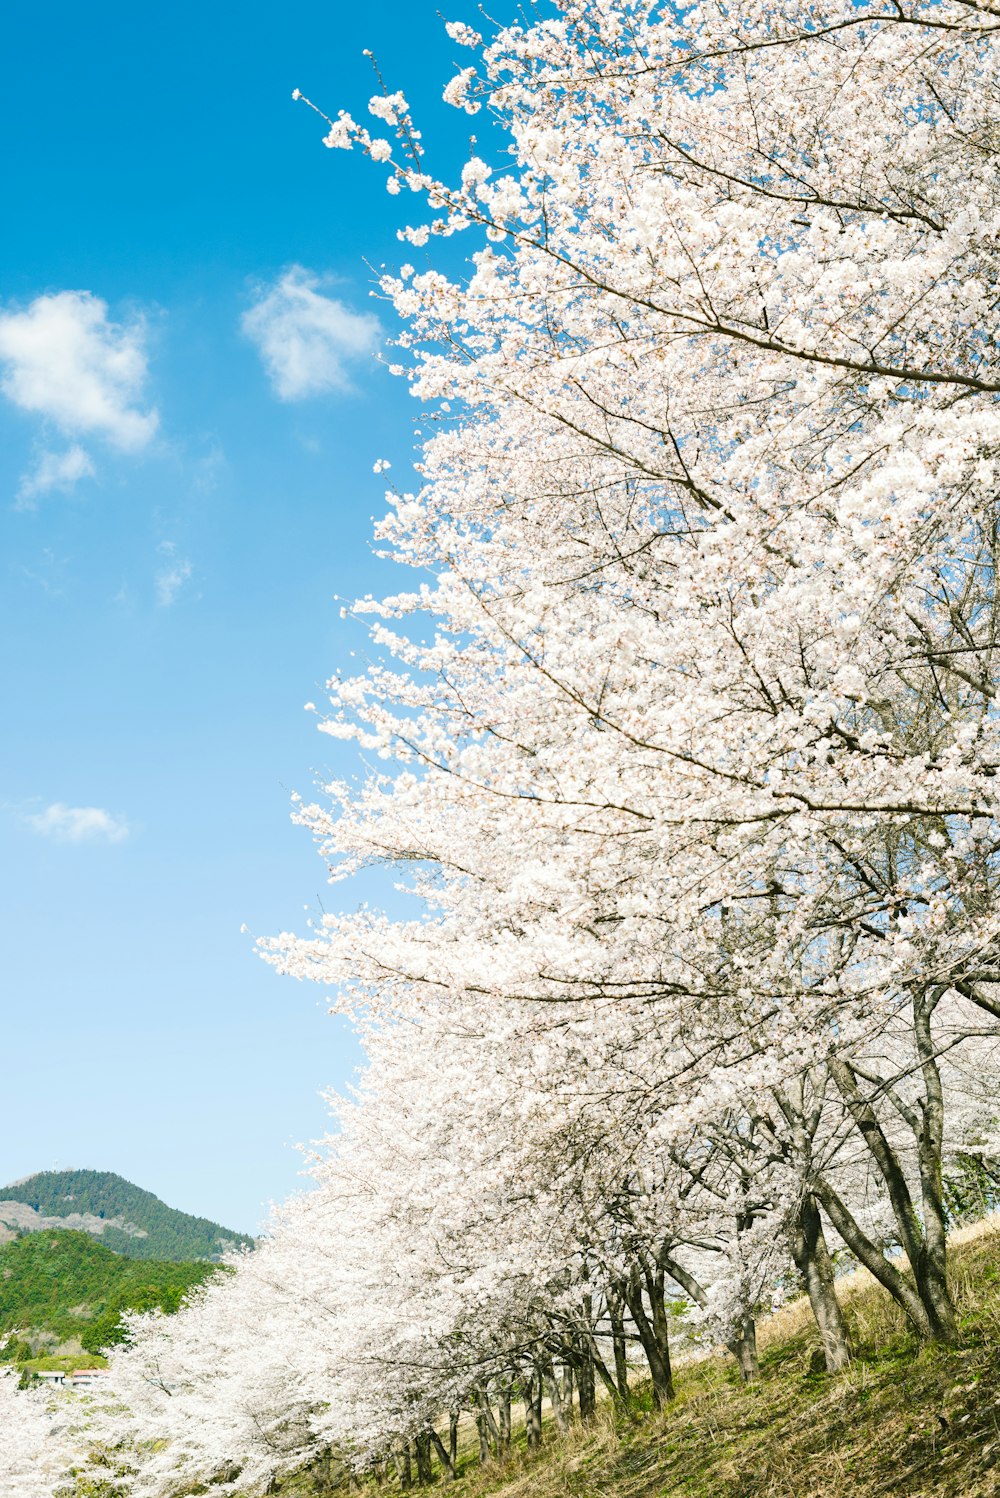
left=56, top=4, right=1000, bottom=1492
left=268, top=0, right=1000, bottom=1347
left=0, top=1367, right=82, bottom=1498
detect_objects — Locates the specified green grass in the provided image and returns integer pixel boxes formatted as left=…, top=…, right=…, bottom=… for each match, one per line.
left=21, top=1352, right=108, bottom=1373
left=291, top=1217, right=1000, bottom=1498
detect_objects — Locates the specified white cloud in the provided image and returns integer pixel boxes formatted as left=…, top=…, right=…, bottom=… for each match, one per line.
left=242, top=267, right=380, bottom=400
left=29, top=802, right=129, bottom=844
left=15, top=444, right=95, bottom=509
left=156, top=556, right=193, bottom=607
left=0, top=290, right=158, bottom=451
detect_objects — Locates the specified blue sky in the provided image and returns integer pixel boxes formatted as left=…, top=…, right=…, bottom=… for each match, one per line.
left=0, top=1, right=498, bottom=1232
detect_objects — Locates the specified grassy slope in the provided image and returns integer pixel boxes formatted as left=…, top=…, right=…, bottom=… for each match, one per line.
left=23, top=1351, right=108, bottom=1372
left=293, top=1218, right=1000, bottom=1498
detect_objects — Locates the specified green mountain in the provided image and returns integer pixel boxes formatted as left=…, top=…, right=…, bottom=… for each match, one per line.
left=0, top=1229, right=217, bottom=1358
left=0, top=1170, right=254, bottom=1262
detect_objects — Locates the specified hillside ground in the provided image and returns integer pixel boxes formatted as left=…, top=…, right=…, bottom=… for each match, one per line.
left=291, top=1218, right=1000, bottom=1498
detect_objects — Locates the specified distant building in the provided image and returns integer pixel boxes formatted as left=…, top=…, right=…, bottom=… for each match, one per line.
left=29, top=1366, right=111, bottom=1389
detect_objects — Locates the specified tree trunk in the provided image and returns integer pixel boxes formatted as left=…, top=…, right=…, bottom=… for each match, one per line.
left=912, top=988, right=959, bottom=1342
left=576, top=1337, right=597, bottom=1419
left=392, top=1443, right=412, bottom=1490
left=428, top=1429, right=456, bottom=1482
left=477, top=1387, right=501, bottom=1453
left=829, top=1043, right=957, bottom=1342
left=498, top=1381, right=512, bottom=1454
left=622, top=1267, right=674, bottom=1406
left=475, top=1408, right=490, bottom=1465
left=414, top=1433, right=433, bottom=1487
left=569, top=1302, right=618, bottom=1411
left=813, top=1174, right=934, bottom=1340
left=523, top=1369, right=542, bottom=1448
left=543, top=1357, right=569, bottom=1432
left=448, top=1411, right=459, bottom=1470
left=586, top=1331, right=632, bottom=1411
left=789, top=1191, right=853, bottom=1373
left=608, top=1288, right=631, bottom=1397
left=662, top=1252, right=760, bottom=1384
left=729, top=1312, right=760, bottom=1383
left=312, top=1449, right=338, bottom=1495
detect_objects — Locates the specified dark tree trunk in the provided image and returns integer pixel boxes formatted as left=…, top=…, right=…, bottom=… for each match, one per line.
left=313, top=1449, right=335, bottom=1494
left=475, top=1406, right=490, bottom=1466
left=477, top=1387, right=501, bottom=1453
left=428, top=1429, right=456, bottom=1482
left=912, top=988, right=959, bottom=1342
left=586, top=1295, right=636, bottom=1414
left=623, top=1266, right=674, bottom=1406
left=523, top=1369, right=542, bottom=1448
left=415, top=1434, right=433, bottom=1487
left=448, top=1411, right=459, bottom=1470
left=608, top=1289, right=631, bottom=1398
left=498, top=1381, right=512, bottom=1454
left=813, top=1174, right=934, bottom=1339
left=577, top=1341, right=597, bottom=1419
left=393, top=1444, right=412, bottom=1490
left=586, top=1331, right=632, bottom=1411
left=829, top=1040, right=957, bottom=1342
left=662, top=1252, right=760, bottom=1384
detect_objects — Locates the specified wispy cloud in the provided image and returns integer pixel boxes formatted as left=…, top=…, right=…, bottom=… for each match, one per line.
left=192, top=441, right=226, bottom=494
left=15, top=444, right=95, bottom=510
left=242, top=267, right=380, bottom=400
left=156, top=558, right=193, bottom=607
left=0, top=290, right=158, bottom=451
left=19, top=546, right=69, bottom=596
left=29, top=802, right=129, bottom=844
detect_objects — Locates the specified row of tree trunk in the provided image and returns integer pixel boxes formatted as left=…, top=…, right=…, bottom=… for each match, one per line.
left=377, top=998, right=982, bottom=1485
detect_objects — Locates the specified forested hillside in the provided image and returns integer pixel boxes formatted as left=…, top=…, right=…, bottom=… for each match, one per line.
left=0, top=1230, right=218, bottom=1358
left=0, top=1170, right=254, bottom=1261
